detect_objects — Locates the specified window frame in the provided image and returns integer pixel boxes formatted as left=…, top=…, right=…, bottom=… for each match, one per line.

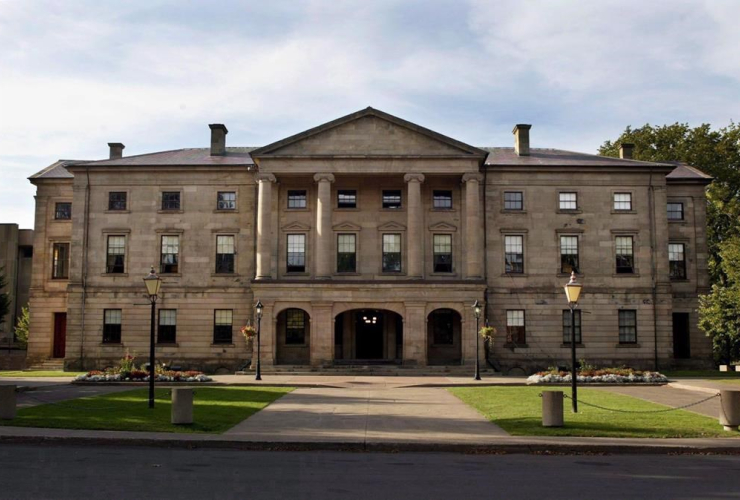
left=161, top=191, right=182, bottom=211
left=336, top=233, right=357, bottom=273
left=432, top=234, right=453, bottom=273
left=54, top=202, right=72, bottom=220
left=382, top=233, right=402, bottom=273
left=213, top=309, right=233, bottom=344
left=51, top=242, right=70, bottom=279
left=285, top=309, right=307, bottom=345
left=431, top=309, right=455, bottom=346
left=558, top=192, right=578, bottom=211
left=505, top=309, right=526, bottom=345
left=287, top=189, right=308, bottom=210
left=432, top=190, right=453, bottom=210
left=669, top=242, right=687, bottom=280
left=667, top=202, right=684, bottom=221
left=157, top=309, right=177, bottom=344
left=503, top=191, right=524, bottom=211
left=103, top=309, right=122, bottom=344
left=562, top=309, right=582, bottom=345
left=216, top=191, right=237, bottom=211
left=107, top=192, right=127, bottom=211
left=160, top=235, right=180, bottom=274
left=613, top=192, right=633, bottom=212
left=382, top=189, right=402, bottom=210
left=286, top=233, right=307, bottom=273
left=215, top=234, right=236, bottom=274
left=615, top=235, right=635, bottom=274
left=618, top=309, right=637, bottom=344
left=106, top=235, right=126, bottom=274
left=559, top=235, right=580, bottom=274
left=337, top=189, right=357, bottom=209
left=504, top=234, right=524, bottom=274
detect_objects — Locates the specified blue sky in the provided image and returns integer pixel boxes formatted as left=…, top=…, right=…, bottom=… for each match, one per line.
left=1, top=0, right=739, bottom=228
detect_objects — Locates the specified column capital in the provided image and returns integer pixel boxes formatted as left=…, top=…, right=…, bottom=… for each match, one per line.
left=313, top=173, right=335, bottom=183
left=403, top=173, right=425, bottom=183
left=461, top=172, right=484, bottom=184
left=255, top=173, right=277, bottom=183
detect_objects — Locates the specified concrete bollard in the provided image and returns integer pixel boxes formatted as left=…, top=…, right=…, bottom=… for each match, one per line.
left=171, top=388, right=193, bottom=425
left=719, top=390, right=740, bottom=431
left=542, top=391, right=564, bottom=427
left=735, top=366, right=740, bottom=372
left=719, top=365, right=729, bottom=372
left=0, top=385, right=17, bottom=420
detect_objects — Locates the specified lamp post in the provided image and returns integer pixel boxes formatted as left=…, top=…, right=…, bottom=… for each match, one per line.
left=563, top=271, right=583, bottom=413
left=255, top=300, right=263, bottom=381
left=143, top=266, right=161, bottom=409
left=473, top=300, right=482, bottom=381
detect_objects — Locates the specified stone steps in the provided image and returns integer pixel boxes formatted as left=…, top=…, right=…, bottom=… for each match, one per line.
left=25, top=359, right=65, bottom=371
left=237, top=365, right=496, bottom=376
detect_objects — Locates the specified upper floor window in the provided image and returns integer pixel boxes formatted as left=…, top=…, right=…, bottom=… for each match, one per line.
left=614, top=193, right=632, bottom=211
left=55, top=202, right=72, bottom=220
left=158, top=309, right=177, bottom=344
left=213, top=309, right=233, bottom=344
left=618, top=310, right=637, bottom=344
left=433, top=234, right=452, bottom=273
left=337, top=234, right=356, bottom=273
left=216, top=235, right=235, bottom=274
left=288, top=190, right=307, bottom=209
left=103, top=309, right=122, bottom=344
left=382, top=190, right=402, bottom=209
left=615, top=236, right=635, bottom=274
left=217, top=192, right=236, bottom=210
left=285, top=309, right=307, bottom=344
left=337, top=190, right=357, bottom=209
left=433, top=190, right=453, bottom=209
left=382, top=234, right=402, bottom=272
left=106, top=235, right=126, bottom=274
left=108, top=192, right=127, bottom=211
left=287, top=234, right=306, bottom=273
left=161, top=191, right=181, bottom=211
left=506, top=310, right=526, bottom=345
left=559, top=192, right=577, bottom=211
left=562, top=309, right=582, bottom=345
left=160, top=235, right=179, bottom=274
left=667, top=202, right=684, bottom=221
left=669, top=243, right=687, bottom=280
left=51, top=242, right=70, bottom=279
left=504, top=235, right=524, bottom=274
left=560, top=236, right=579, bottom=274
left=504, top=191, right=523, bottom=211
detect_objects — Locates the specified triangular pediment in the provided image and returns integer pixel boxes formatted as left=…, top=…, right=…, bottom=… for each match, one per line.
left=281, top=221, right=311, bottom=231
left=333, top=221, right=362, bottom=232
left=377, top=221, right=407, bottom=231
left=251, top=107, right=487, bottom=158
left=428, top=222, right=457, bottom=232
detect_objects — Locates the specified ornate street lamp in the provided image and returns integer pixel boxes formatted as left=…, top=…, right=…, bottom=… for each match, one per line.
left=143, top=266, right=161, bottom=409
left=473, top=300, right=482, bottom=381
left=563, top=271, right=583, bottom=413
left=255, top=300, right=263, bottom=381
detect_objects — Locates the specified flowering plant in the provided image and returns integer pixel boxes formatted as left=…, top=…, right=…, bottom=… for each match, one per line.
left=241, top=324, right=257, bottom=340
left=479, top=326, right=496, bottom=339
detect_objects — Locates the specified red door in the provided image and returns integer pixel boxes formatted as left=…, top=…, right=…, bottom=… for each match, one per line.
left=53, top=313, right=67, bottom=358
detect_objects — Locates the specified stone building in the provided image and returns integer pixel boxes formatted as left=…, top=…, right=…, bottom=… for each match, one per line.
left=25, top=108, right=713, bottom=373
left=0, top=224, right=33, bottom=347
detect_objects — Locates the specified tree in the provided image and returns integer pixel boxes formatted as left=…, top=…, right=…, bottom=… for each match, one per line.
left=14, top=306, right=29, bottom=349
left=0, top=266, right=10, bottom=331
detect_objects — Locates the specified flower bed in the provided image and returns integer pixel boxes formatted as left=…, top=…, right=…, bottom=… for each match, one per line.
left=75, top=369, right=212, bottom=383
left=527, top=368, right=667, bottom=385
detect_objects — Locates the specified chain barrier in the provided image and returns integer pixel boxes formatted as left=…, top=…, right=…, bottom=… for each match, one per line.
left=561, top=392, right=721, bottom=414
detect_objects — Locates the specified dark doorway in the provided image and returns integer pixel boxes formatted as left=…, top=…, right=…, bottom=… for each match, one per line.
left=672, top=313, right=691, bottom=359
left=53, top=312, right=67, bottom=358
left=355, top=310, right=384, bottom=359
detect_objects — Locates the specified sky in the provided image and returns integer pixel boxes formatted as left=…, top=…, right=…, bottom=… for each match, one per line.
left=1, top=0, right=739, bottom=228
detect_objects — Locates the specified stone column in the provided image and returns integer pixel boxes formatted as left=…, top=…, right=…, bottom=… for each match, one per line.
left=310, top=303, right=334, bottom=366
left=404, top=174, right=425, bottom=278
left=403, top=303, right=427, bottom=366
left=255, top=173, right=276, bottom=280
left=462, top=173, right=484, bottom=279
left=313, top=173, right=335, bottom=279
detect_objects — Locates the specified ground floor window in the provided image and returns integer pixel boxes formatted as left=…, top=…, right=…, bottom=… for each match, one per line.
left=562, top=309, right=582, bottom=344
left=506, top=310, right=526, bottom=345
left=618, top=310, right=637, bottom=344
left=213, top=309, right=233, bottom=344
left=103, top=309, right=122, bottom=344
left=158, top=309, right=177, bottom=344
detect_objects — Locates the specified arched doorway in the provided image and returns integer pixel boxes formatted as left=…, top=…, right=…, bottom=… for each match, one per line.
left=276, top=308, right=310, bottom=365
left=334, top=309, right=403, bottom=363
left=427, top=309, right=462, bottom=365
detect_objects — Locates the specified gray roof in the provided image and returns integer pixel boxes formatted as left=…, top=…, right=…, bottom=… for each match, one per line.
left=29, top=160, right=84, bottom=180
left=482, top=147, right=672, bottom=168
left=666, top=162, right=713, bottom=182
left=79, top=147, right=257, bottom=167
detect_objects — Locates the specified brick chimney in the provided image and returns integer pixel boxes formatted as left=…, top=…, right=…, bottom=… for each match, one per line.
left=108, top=143, right=125, bottom=160
left=209, top=124, right=228, bottom=156
left=512, top=124, right=532, bottom=156
left=619, top=143, right=634, bottom=160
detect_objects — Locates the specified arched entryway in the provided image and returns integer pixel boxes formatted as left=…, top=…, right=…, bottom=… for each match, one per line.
left=334, top=309, right=403, bottom=363
left=276, top=308, right=310, bottom=365
left=427, top=309, right=462, bottom=365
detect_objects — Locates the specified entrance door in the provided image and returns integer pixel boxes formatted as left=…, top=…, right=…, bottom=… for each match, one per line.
left=53, top=312, right=67, bottom=358
left=672, top=312, right=691, bottom=359
left=355, top=311, right=384, bottom=359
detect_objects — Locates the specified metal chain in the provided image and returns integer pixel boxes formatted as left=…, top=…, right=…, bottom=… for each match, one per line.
left=562, top=392, right=720, bottom=414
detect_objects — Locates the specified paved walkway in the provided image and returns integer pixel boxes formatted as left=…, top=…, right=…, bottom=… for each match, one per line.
left=595, top=385, right=722, bottom=418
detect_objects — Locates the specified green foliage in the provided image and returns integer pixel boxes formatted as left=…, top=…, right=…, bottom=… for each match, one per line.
left=13, top=306, right=29, bottom=348
left=0, top=266, right=10, bottom=329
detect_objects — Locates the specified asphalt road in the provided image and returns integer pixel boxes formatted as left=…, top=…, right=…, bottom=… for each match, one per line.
left=1, top=444, right=740, bottom=500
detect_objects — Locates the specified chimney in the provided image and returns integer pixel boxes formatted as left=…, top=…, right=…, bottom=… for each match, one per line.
left=619, top=143, right=634, bottom=160
left=512, top=124, right=532, bottom=156
left=209, top=124, right=228, bottom=156
left=108, top=143, right=125, bottom=160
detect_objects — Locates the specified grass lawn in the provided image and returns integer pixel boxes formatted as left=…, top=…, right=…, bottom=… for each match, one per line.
left=662, top=369, right=740, bottom=378
left=450, top=386, right=732, bottom=438
left=0, top=371, right=85, bottom=378
left=718, top=379, right=740, bottom=387
left=0, top=387, right=293, bottom=434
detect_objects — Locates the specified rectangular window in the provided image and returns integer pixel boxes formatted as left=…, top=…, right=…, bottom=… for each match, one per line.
left=51, top=243, right=70, bottom=279
left=286, top=309, right=306, bottom=344
left=560, top=236, right=579, bottom=274
left=562, top=310, right=582, bottom=344
left=288, top=190, right=307, bottom=209
left=382, top=190, right=402, bottom=209
left=157, top=309, right=177, bottom=344
left=337, top=190, right=357, bottom=209
left=161, top=191, right=181, bottom=211
left=559, top=192, right=577, bottom=210
left=504, top=191, right=523, bottom=211
left=287, top=234, right=306, bottom=273
left=108, top=192, right=127, bottom=211
left=506, top=310, right=526, bottom=345
left=382, top=234, right=402, bottom=272
left=215, top=235, right=235, bottom=274
left=669, top=243, right=687, bottom=280
left=615, top=236, right=634, bottom=274
left=213, top=309, right=233, bottom=344
left=618, top=310, right=637, bottom=344
left=433, top=234, right=453, bottom=273
left=103, top=309, right=122, bottom=344
left=614, top=193, right=632, bottom=211
left=160, top=235, right=179, bottom=274
left=106, top=235, right=126, bottom=274
left=504, top=235, right=524, bottom=274
left=55, top=202, right=72, bottom=220
left=337, top=234, right=357, bottom=273
left=217, top=192, right=236, bottom=210
left=667, top=202, right=684, bottom=221
left=433, top=190, right=453, bottom=209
